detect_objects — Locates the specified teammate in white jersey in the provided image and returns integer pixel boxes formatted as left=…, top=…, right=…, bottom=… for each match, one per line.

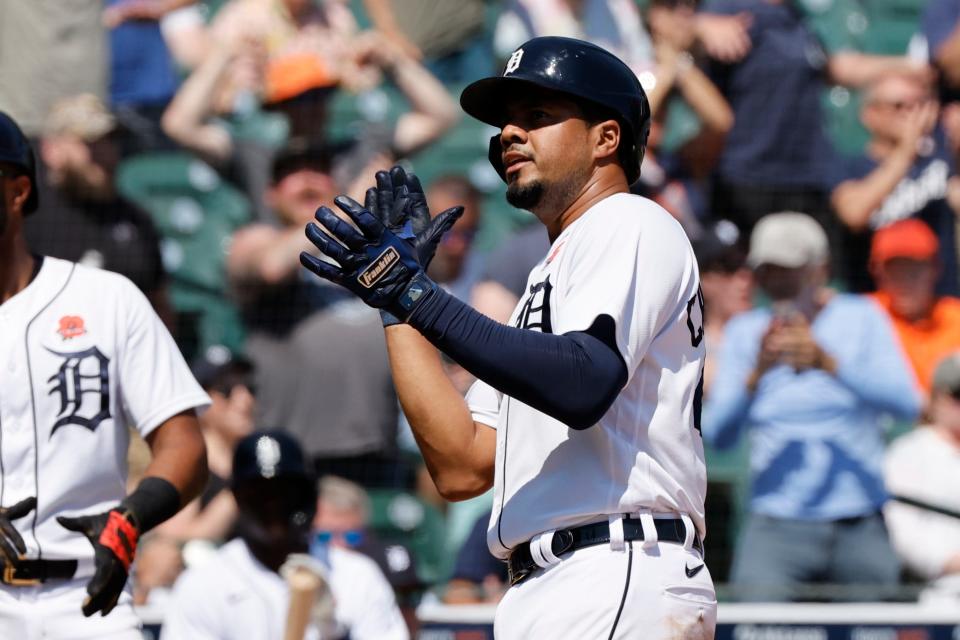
left=0, top=110, right=210, bottom=638
left=162, top=431, right=408, bottom=640
left=300, top=36, right=715, bottom=639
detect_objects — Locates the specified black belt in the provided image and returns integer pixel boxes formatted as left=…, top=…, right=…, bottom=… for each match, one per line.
left=1, top=558, right=78, bottom=586
left=507, top=517, right=702, bottom=586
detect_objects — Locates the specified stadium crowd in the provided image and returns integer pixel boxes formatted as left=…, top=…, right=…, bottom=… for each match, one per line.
left=3, top=0, right=960, bottom=634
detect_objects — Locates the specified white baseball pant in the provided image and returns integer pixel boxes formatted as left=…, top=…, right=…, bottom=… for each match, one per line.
left=0, top=577, right=143, bottom=639
left=494, top=515, right=717, bottom=640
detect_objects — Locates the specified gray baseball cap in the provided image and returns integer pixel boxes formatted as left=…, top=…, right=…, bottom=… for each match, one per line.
left=932, top=352, right=960, bottom=398
left=747, top=212, right=829, bottom=269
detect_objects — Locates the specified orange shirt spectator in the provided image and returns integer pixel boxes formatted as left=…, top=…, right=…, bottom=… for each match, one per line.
left=868, top=219, right=960, bottom=393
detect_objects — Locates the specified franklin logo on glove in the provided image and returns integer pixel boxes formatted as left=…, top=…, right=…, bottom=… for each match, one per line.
left=358, top=247, right=401, bottom=288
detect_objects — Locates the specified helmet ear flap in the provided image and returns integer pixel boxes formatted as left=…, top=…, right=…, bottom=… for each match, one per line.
left=488, top=134, right=506, bottom=181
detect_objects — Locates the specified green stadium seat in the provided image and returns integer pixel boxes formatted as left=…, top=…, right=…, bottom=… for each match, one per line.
left=366, top=489, right=451, bottom=584
left=799, top=0, right=928, bottom=156
left=116, top=151, right=252, bottom=358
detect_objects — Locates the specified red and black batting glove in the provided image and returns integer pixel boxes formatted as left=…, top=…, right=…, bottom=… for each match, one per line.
left=56, top=509, right=139, bottom=617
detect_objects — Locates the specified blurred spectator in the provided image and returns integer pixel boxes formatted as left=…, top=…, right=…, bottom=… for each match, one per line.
left=644, top=0, right=733, bottom=164
left=471, top=224, right=551, bottom=323
left=922, top=0, right=960, bottom=101
left=443, top=511, right=508, bottom=605
left=157, top=1, right=213, bottom=69
left=692, top=219, right=752, bottom=397
left=104, top=0, right=196, bottom=153
left=868, top=219, right=960, bottom=397
left=0, top=0, right=106, bottom=137
left=424, top=175, right=485, bottom=301
left=884, top=352, right=960, bottom=605
left=162, top=431, right=409, bottom=640
left=162, top=34, right=287, bottom=221
left=313, top=476, right=422, bottom=632
left=704, top=0, right=928, bottom=241
left=830, top=70, right=959, bottom=294
left=133, top=534, right=184, bottom=606
left=135, top=347, right=256, bottom=605
left=26, top=94, right=169, bottom=314
left=362, top=0, right=492, bottom=84
left=494, top=0, right=655, bottom=78
left=227, top=142, right=405, bottom=487
left=632, top=0, right=732, bottom=232
left=156, top=347, right=256, bottom=541
left=162, top=29, right=458, bottom=221
left=799, top=0, right=930, bottom=157
left=704, top=212, right=921, bottom=602
left=210, top=0, right=362, bottom=136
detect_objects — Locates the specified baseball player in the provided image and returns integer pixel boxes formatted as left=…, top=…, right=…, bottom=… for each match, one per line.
left=0, top=110, right=210, bottom=639
left=162, top=430, right=409, bottom=640
left=300, top=37, right=716, bottom=639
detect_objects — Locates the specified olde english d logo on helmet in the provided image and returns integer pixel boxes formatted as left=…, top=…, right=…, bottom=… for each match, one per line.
left=505, top=48, right=524, bottom=75
left=358, top=246, right=401, bottom=288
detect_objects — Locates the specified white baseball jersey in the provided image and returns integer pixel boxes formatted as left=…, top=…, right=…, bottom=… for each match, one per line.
left=466, top=193, right=707, bottom=558
left=161, top=539, right=409, bottom=640
left=0, top=257, right=209, bottom=568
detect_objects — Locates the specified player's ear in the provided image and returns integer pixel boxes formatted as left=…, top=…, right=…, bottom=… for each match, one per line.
left=10, top=175, right=31, bottom=213
left=592, top=119, right=621, bottom=162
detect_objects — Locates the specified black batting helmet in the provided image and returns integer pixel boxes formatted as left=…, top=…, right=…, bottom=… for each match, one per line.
left=460, top=36, right=651, bottom=185
left=233, top=430, right=317, bottom=518
left=0, top=111, right=39, bottom=214
left=233, top=430, right=314, bottom=487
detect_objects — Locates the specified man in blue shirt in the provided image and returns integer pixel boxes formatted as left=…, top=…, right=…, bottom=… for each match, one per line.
left=704, top=212, right=921, bottom=601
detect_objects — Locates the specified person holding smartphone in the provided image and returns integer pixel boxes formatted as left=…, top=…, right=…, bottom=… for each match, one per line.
left=704, top=211, right=922, bottom=602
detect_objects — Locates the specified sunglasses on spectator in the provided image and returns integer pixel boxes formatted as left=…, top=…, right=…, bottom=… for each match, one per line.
left=313, top=529, right=364, bottom=547
left=216, top=382, right=257, bottom=397
left=871, top=98, right=928, bottom=111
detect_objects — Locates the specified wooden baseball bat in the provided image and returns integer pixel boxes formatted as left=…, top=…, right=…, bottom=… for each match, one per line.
left=890, top=494, right=960, bottom=520
left=284, top=566, right=323, bottom=640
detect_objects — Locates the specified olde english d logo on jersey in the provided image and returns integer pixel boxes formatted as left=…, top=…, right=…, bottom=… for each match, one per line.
left=358, top=247, right=401, bottom=288
left=45, top=346, right=111, bottom=436
left=516, top=277, right=553, bottom=333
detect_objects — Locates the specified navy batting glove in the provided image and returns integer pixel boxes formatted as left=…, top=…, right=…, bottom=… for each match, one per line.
left=365, top=166, right=465, bottom=325
left=300, top=195, right=460, bottom=321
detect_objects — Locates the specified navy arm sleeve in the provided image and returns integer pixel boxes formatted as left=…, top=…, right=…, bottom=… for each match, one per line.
left=408, top=287, right=628, bottom=430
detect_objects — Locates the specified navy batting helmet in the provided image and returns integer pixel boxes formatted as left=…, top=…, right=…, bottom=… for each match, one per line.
left=233, top=430, right=314, bottom=486
left=233, top=431, right=317, bottom=522
left=0, top=111, right=39, bottom=214
left=460, top=36, right=651, bottom=185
